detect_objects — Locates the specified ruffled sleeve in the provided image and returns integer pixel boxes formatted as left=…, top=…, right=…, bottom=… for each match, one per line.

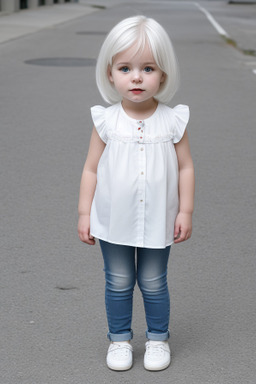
left=91, top=105, right=108, bottom=143
left=172, top=104, right=190, bottom=144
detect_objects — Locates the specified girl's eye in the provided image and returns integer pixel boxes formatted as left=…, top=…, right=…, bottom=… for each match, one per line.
left=120, top=66, right=130, bottom=73
left=144, top=66, right=153, bottom=73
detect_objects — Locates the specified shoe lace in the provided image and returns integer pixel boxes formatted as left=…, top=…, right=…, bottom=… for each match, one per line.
left=146, top=342, right=165, bottom=357
left=112, top=343, right=131, bottom=357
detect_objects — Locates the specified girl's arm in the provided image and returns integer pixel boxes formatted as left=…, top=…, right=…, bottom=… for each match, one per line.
left=174, top=130, right=195, bottom=243
left=78, top=126, right=106, bottom=245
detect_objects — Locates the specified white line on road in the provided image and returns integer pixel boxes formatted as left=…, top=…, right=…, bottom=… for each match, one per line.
left=149, top=1, right=254, bottom=74
left=244, top=62, right=256, bottom=75
left=148, top=1, right=230, bottom=39
left=194, top=2, right=230, bottom=38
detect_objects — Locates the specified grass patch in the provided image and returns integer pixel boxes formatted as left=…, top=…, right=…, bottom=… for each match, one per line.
left=221, top=35, right=256, bottom=56
left=242, top=49, right=256, bottom=56
left=90, top=4, right=106, bottom=9
left=223, top=36, right=237, bottom=48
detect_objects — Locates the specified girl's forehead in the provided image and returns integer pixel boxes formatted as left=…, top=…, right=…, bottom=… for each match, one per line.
left=113, top=43, right=155, bottom=64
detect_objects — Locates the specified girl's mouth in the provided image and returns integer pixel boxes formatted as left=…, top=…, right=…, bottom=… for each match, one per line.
left=130, top=89, right=144, bottom=95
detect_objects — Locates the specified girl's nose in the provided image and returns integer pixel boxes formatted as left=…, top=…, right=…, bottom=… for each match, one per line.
left=132, top=71, right=142, bottom=83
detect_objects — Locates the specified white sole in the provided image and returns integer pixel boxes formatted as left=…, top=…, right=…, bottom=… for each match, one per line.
left=144, top=359, right=171, bottom=371
left=107, top=362, right=133, bottom=371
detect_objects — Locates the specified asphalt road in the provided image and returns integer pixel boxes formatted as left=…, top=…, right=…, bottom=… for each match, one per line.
left=1, top=1, right=256, bottom=383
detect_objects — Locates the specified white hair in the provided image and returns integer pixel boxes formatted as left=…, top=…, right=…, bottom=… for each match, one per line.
left=96, top=15, right=180, bottom=105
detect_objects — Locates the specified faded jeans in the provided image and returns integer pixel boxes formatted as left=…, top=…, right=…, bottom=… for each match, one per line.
left=99, top=240, right=171, bottom=342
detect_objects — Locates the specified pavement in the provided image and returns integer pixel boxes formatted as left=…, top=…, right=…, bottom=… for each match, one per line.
left=0, top=0, right=256, bottom=52
left=0, top=2, right=98, bottom=44
left=1, top=1, right=256, bottom=384
left=200, top=0, right=256, bottom=54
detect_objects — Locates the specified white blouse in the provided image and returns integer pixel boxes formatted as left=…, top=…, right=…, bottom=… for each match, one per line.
left=90, top=102, right=190, bottom=249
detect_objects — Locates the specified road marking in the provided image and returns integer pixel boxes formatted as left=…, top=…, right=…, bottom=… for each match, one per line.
left=148, top=1, right=230, bottom=38
left=148, top=1, right=255, bottom=67
left=194, top=3, right=230, bottom=38
left=244, top=62, right=256, bottom=74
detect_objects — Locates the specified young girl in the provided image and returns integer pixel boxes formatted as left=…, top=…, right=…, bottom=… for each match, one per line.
left=78, top=15, right=194, bottom=372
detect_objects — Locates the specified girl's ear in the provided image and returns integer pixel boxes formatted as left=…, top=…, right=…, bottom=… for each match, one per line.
left=160, top=72, right=166, bottom=84
left=107, top=65, right=113, bottom=83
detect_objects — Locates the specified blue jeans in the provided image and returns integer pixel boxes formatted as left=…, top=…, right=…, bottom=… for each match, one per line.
left=99, top=240, right=171, bottom=342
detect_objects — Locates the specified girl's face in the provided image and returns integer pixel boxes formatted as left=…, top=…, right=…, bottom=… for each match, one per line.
left=108, top=43, right=165, bottom=108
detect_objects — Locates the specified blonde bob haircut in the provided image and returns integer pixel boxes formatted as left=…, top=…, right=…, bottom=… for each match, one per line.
left=96, top=15, right=180, bottom=105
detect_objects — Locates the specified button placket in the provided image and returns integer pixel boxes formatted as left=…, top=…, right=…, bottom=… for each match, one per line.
left=137, top=120, right=146, bottom=247
left=137, top=120, right=145, bottom=143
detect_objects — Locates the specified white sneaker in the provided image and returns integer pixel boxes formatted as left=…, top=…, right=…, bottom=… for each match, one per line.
left=144, top=340, right=171, bottom=371
left=106, top=341, right=133, bottom=371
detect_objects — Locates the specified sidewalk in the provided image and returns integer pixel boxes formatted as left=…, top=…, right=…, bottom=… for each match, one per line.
left=0, top=2, right=98, bottom=44
left=0, top=0, right=255, bottom=56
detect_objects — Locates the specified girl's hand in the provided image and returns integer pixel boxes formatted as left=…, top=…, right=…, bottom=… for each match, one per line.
left=174, top=212, right=192, bottom=243
left=78, top=214, right=95, bottom=245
